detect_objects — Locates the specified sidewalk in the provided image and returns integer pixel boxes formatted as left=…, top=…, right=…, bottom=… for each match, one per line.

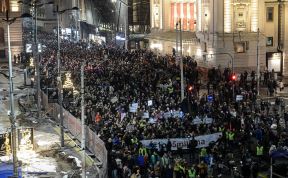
left=0, top=63, right=98, bottom=177
left=18, top=94, right=99, bottom=177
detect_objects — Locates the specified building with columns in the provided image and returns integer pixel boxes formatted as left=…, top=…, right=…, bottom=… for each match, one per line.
left=148, top=0, right=288, bottom=76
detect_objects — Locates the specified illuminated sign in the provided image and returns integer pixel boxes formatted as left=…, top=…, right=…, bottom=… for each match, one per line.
left=267, top=52, right=282, bottom=73
left=0, top=132, right=11, bottom=156
left=26, top=44, right=32, bottom=53
left=26, top=44, right=43, bottom=53
left=38, top=44, right=42, bottom=53
left=116, top=36, right=125, bottom=41
left=18, top=128, right=34, bottom=151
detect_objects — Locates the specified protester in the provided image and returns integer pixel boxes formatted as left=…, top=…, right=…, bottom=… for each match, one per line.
left=32, top=31, right=288, bottom=178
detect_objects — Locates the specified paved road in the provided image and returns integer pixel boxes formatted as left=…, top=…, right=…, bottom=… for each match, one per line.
left=0, top=66, right=25, bottom=132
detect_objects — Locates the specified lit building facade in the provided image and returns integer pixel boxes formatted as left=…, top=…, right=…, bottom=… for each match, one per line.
left=148, top=0, right=200, bottom=62
left=148, top=0, right=288, bottom=75
left=151, top=0, right=196, bottom=31
left=52, top=0, right=99, bottom=41
left=0, top=0, right=22, bottom=62
left=261, top=0, right=288, bottom=76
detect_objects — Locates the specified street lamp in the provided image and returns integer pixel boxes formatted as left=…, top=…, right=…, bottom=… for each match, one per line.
left=55, top=5, right=79, bottom=148
left=2, top=10, right=32, bottom=177
left=18, top=0, right=54, bottom=125
left=176, top=20, right=185, bottom=101
left=112, top=0, right=129, bottom=49
left=111, top=0, right=117, bottom=44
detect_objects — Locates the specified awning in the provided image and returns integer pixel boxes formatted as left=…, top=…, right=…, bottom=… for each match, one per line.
left=129, top=34, right=147, bottom=40
left=80, top=21, right=96, bottom=35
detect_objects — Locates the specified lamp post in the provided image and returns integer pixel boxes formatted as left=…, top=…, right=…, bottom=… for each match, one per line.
left=2, top=10, right=32, bottom=177
left=80, top=63, right=85, bottom=178
left=176, top=20, right=185, bottom=101
left=112, top=0, right=129, bottom=49
left=112, top=0, right=117, bottom=44
left=256, top=28, right=260, bottom=96
left=18, top=0, right=54, bottom=123
left=76, top=0, right=80, bottom=41
left=55, top=5, right=79, bottom=147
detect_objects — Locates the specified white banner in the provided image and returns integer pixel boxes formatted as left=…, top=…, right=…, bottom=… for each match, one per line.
left=129, top=103, right=138, bottom=113
left=142, top=112, right=149, bottom=119
left=192, top=116, right=213, bottom=125
left=140, top=133, right=222, bottom=151
left=148, top=100, right=153, bottom=106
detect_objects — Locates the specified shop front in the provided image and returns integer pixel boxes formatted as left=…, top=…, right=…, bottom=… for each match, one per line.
left=266, top=52, right=283, bottom=74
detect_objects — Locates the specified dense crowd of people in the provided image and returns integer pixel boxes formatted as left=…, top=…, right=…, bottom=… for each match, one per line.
left=25, top=31, right=288, bottom=178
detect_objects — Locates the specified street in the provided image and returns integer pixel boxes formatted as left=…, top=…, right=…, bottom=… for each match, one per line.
left=0, top=65, right=94, bottom=177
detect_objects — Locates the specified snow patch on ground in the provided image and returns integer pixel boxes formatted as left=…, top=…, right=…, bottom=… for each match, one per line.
left=68, top=155, right=82, bottom=168
left=18, top=150, right=57, bottom=175
left=34, top=131, right=60, bottom=148
left=0, top=155, right=11, bottom=162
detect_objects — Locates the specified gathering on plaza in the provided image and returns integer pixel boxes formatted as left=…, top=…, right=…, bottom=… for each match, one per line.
left=1, top=0, right=288, bottom=177
left=20, top=30, right=286, bottom=177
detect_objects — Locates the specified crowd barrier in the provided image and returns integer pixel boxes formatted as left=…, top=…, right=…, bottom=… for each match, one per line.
left=41, top=92, right=108, bottom=178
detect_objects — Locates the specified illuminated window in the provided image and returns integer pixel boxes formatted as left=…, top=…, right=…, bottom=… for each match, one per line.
left=234, top=5, right=247, bottom=31
left=251, top=0, right=258, bottom=32
left=224, top=0, right=231, bottom=33
left=234, top=42, right=246, bottom=53
left=11, top=0, right=19, bottom=12
left=267, top=37, right=273, bottom=46
left=266, top=7, right=274, bottom=22
left=0, top=28, right=4, bottom=44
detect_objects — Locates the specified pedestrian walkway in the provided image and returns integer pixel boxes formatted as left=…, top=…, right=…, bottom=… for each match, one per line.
left=0, top=63, right=99, bottom=177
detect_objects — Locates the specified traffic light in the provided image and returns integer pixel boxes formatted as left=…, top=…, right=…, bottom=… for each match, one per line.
left=231, top=74, right=236, bottom=81
left=188, top=85, right=193, bottom=92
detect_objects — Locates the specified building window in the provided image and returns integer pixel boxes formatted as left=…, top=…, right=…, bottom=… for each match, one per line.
left=6, top=0, right=19, bottom=12
left=153, top=0, right=160, bottom=28
left=266, top=7, right=274, bottom=22
left=234, top=42, right=246, bottom=53
left=0, top=27, right=4, bottom=45
left=267, top=37, right=273, bottom=46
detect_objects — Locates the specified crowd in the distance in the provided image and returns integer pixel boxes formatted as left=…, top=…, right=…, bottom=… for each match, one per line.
left=23, top=30, right=288, bottom=178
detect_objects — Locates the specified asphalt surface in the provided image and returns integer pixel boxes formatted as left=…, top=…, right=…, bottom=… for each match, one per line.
left=0, top=66, right=25, bottom=131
